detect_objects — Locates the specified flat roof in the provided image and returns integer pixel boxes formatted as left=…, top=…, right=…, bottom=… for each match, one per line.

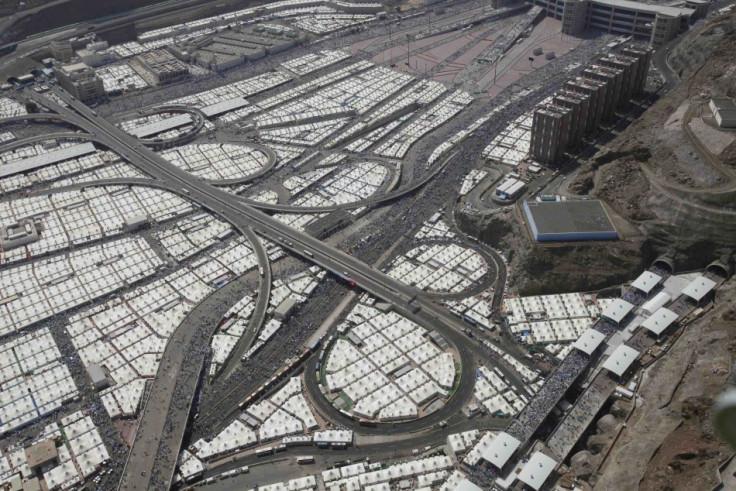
left=275, top=296, right=298, bottom=316
left=61, top=62, right=90, bottom=72
left=593, top=0, right=694, bottom=17
left=87, top=364, right=107, bottom=384
left=0, top=142, right=96, bottom=178
left=523, top=200, right=617, bottom=237
left=631, top=271, right=662, bottom=294
left=601, top=298, right=634, bottom=324
left=201, top=97, right=249, bottom=118
left=602, top=344, right=639, bottom=377
left=481, top=432, right=521, bottom=469
left=716, top=108, right=736, bottom=123
left=129, top=113, right=193, bottom=138
left=517, top=451, right=558, bottom=490
left=572, top=328, right=606, bottom=355
left=711, top=98, right=736, bottom=110
left=682, top=275, right=717, bottom=302
left=25, top=439, right=57, bottom=468
left=642, top=307, right=678, bottom=336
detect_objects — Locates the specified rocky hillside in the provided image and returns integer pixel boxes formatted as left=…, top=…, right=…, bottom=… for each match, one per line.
left=457, top=208, right=649, bottom=295
left=569, top=9, right=736, bottom=264
left=458, top=10, right=736, bottom=294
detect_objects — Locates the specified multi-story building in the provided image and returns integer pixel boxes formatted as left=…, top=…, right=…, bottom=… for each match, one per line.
left=565, top=76, right=607, bottom=130
left=532, top=0, right=696, bottom=47
left=76, top=48, right=116, bottom=68
left=552, top=91, right=589, bottom=148
left=530, top=44, right=653, bottom=164
left=137, top=50, right=189, bottom=84
left=684, top=0, right=710, bottom=19
left=650, top=12, right=683, bottom=47
left=50, top=40, right=74, bottom=62
left=583, top=65, right=622, bottom=119
left=561, top=0, right=588, bottom=36
left=598, top=53, right=638, bottom=103
left=55, top=63, right=105, bottom=103
left=620, top=45, right=652, bottom=96
left=531, top=104, right=572, bottom=164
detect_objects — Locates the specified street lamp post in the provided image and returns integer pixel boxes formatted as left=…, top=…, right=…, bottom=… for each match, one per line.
left=406, top=33, right=411, bottom=66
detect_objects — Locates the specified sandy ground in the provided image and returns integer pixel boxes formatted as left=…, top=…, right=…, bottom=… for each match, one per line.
left=689, top=115, right=736, bottom=156
left=595, top=280, right=736, bottom=490
left=483, top=17, right=581, bottom=97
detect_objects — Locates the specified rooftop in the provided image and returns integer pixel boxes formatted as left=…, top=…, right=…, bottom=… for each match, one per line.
left=641, top=291, right=671, bottom=315
left=455, top=479, right=484, bottom=491
left=517, top=451, right=558, bottom=490
left=642, top=307, right=678, bottom=336
left=711, top=97, right=736, bottom=111
left=523, top=200, right=617, bottom=239
left=0, top=142, right=97, bottom=179
left=602, top=344, right=639, bottom=377
left=60, top=62, right=92, bottom=73
left=601, top=298, right=634, bottom=324
left=25, top=439, right=58, bottom=469
left=593, top=0, right=694, bottom=17
left=682, top=275, right=717, bottom=302
left=481, top=431, right=521, bottom=469
left=572, top=328, right=606, bottom=355
left=129, top=113, right=193, bottom=138
left=631, top=271, right=662, bottom=294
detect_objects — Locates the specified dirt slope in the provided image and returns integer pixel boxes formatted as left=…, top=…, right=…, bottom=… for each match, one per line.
left=570, top=10, right=736, bottom=266
left=595, top=280, right=736, bottom=490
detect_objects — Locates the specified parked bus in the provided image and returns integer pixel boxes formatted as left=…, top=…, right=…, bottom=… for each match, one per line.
left=255, top=447, right=274, bottom=457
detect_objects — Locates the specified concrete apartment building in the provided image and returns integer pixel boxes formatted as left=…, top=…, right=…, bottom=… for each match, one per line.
left=564, top=76, right=607, bottom=131
left=531, top=44, right=652, bottom=163
left=55, top=62, right=105, bottom=103
left=620, top=45, right=653, bottom=95
left=598, top=53, right=639, bottom=102
left=530, top=0, right=704, bottom=47
left=582, top=65, right=622, bottom=119
left=552, top=91, right=589, bottom=148
left=530, top=104, right=572, bottom=163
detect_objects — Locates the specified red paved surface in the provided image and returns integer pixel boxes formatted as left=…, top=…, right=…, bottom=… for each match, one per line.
left=352, top=17, right=582, bottom=99
left=480, top=18, right=581, bottom=97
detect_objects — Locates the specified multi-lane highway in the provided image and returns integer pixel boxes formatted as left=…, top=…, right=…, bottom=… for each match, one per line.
left=21, top=87, right=523, bottom=490
left=196, top=417, right=508, bottom=489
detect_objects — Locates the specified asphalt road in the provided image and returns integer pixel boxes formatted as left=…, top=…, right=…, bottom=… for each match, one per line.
left=218, top=233, right=272, bottom=380
left=24, top=87, right=508, bottom=490
left=118, top=269, right=259, bottom=491
left=194, top=416, right=508, bottom=489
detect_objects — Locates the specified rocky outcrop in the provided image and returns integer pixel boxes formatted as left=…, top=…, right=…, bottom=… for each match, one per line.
left=457, top=206, right=649, bottom=295
left=596, top=414, right=620, bottom=434
left=570, top=450, right=595, bottom=479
